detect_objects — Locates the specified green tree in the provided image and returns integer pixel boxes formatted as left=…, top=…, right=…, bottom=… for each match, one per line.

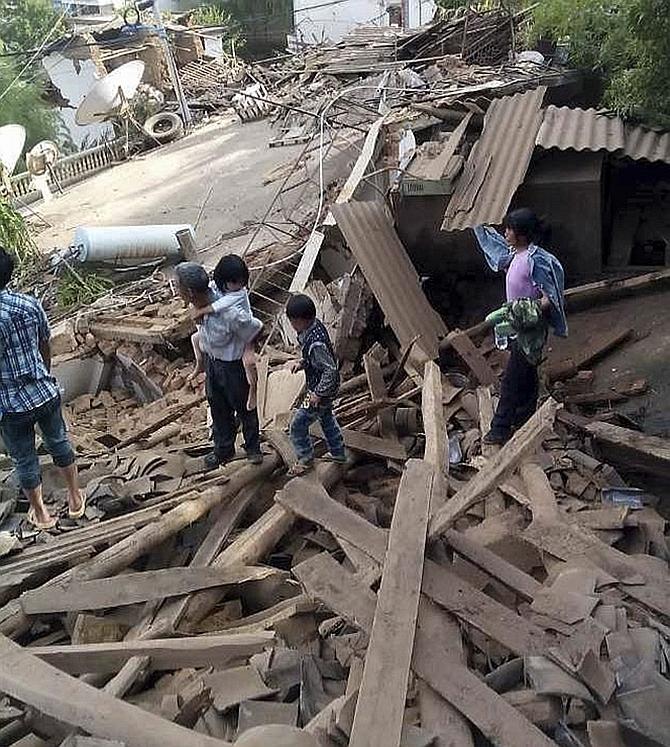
left=530, top=0, right=670, bottom=125
left=0, top=0, right=64, bottom=53
left=0, top=0, right=63, bottom=154
left=0, top=59, right=59, bottom=150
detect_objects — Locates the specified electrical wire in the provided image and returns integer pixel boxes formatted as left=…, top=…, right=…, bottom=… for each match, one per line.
left=0, top=8, right=69, bottom=102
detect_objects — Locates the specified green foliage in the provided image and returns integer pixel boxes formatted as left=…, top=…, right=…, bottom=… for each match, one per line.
left=189, top=5, right=246, bottom=49
left=0, top=0, right=63, bottom=151
left=56, top=266, right=114, bottom=310
left=529, top=0, right=670, bottom=125
left=0, top=0, right=64, bottom=52
left=0, top=59, right=60, bottom=150
left=0, top=198, right=41, bottom=283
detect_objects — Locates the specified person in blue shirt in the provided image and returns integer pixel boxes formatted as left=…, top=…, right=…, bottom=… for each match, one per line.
left=175, top=261, right=263, bottom=470
left=472, top=208, right=567, bottom=444
left=0, top=247, right=85, bottom=530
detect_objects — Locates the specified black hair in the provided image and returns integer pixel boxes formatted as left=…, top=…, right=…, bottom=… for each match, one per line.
left=213, top=254, right=249, bottom=290
left=286, top=293, right=316, bottom=321
left=0, top=247, right=15, bottom=291
left=505, top=208, right=551, bottom=246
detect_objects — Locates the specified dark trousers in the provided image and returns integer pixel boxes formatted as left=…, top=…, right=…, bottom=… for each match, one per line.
left=205, top=356, right=260, bottom=460
left=490, top=343, right=539, bottom=438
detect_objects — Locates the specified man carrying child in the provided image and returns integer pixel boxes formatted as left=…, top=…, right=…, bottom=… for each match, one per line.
left=175, top=258, right=262, bottom=470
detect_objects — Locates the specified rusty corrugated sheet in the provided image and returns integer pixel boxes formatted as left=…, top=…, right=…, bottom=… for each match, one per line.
left=623, top=124, right=670, bottom=164
left=536, top=106, right=625, bottom=153
left=442, top=86, right=546, bottom=231
left=331, top=201, right=447, bottom=362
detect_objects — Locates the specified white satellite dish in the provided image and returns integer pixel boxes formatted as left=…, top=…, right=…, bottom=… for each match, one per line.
left=75, top=61, right=145, bottom=125
left=0, top=124, right=27, bottom=175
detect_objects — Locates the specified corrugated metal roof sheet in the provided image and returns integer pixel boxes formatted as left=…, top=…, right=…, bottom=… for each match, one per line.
left=536, top=107, right=670, bottom=164
left=331, top=201, right=447, bottom=362
left=537, top=106, right=625, bottom=153
left=623, top=124, right=670, bottom=164
left=442, top=86, right=546, bottom=231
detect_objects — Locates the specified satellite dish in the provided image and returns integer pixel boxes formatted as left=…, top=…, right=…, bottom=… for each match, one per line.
left=0, top=124, right=27, bottom=175
left=75, top=61, right=145, bottom=125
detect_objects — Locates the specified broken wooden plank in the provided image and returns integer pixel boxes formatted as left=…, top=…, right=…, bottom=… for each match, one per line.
left=565, top=267, right=670, bottom=310
left=444, top=330, right=497, bottom=386
left=546, top=326, right=631, bottom=382
left=415, top=598, right=474, bottom=747
left=443, top=529, right=541, bottom=601
left=0, top=634, right=230, bottom=747
left=276, top=477, right=388, bottom=564
left=422, top=562, right=554, bottom=657
left=421, top=361, right=448, bottom=475
left=412, top=604, right=557, bottom=747
left=349, top=460, right=432, bottom=747
left=423, top=113, right=473, bottom=181
left=429, top=399, right=559, bottom=537
left=20, top=566, right=280, bottom=615
left=583, top=420, right=670, bottom=480
left=294, top=553, right=376, bottom=632
left=289, top=231, right=325, bottom=293
left=30, top=633, right=274, bottom=675
left=340, top=428, right=406, bottom=461
left=0, top=458, right=281, bottom=639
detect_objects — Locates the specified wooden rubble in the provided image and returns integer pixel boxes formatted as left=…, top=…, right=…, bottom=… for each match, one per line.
left=1, top=288, right=670, bottom=747
left=4, top=17, right=670, bottom=744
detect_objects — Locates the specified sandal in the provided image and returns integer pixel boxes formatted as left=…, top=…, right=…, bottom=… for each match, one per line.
left=27, top=509, right=58, bottom=531
left=68, top=492, right=87, bottom=520
left=288, top=460, right=314, bottom=477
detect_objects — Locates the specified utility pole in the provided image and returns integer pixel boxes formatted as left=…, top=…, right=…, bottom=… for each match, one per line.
left=143, top=0, right=192, bottom=127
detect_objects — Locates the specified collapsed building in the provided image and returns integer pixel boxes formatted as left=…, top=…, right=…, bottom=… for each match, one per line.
left=2, top=9, right=670, bottom=747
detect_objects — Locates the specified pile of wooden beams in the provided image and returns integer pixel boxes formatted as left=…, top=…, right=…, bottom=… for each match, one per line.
left=1, top=334, right=669, bottom=746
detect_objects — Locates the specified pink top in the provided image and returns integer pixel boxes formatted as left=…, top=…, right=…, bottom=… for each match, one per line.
left=505, top=250, right=541, bottom=302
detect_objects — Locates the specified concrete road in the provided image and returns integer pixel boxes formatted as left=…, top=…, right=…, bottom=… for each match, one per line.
left=31, top=115, right=305, bottom=266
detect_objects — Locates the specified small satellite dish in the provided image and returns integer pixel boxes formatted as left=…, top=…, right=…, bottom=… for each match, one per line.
left=0, top=124, right=27, bottom=175
left=75, top=61, right=145, bottom=125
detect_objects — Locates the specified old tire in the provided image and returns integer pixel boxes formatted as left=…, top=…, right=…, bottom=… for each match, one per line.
left=143, top=112, right=183, bottom=143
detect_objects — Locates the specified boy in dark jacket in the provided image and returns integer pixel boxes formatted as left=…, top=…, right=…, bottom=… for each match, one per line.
left=286, top=294, right=345, bottom=474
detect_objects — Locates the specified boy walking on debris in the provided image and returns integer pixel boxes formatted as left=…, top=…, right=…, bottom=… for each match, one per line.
left=189, top=254, right=260, bottom=410
left=473, top=208, right=567, bottom=445
left=175, top=261, right=263, bottom=470
left=286, top=294, right=346, bottom=475
left=0, top=247, right=85, bottom=530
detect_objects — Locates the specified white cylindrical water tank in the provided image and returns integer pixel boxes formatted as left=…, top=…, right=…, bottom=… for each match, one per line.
left=74, top=224, right=195, bottom=262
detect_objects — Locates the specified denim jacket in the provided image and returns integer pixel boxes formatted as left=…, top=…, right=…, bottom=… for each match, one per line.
left=473, top=225, right=568, bottom=337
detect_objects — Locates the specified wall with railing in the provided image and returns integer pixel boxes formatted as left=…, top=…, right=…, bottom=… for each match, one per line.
left=10, top=139, right=126, bottom=204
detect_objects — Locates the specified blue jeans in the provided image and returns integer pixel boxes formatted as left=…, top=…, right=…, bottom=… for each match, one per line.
left=0, top=396, right=75, bottom=490
left=290, top=404, right=345, bottom=464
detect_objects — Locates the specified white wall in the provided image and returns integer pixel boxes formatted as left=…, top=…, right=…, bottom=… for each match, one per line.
left=293, top=0, right=386, bottom=45
left=42, top=52, right=114, bottom=149
left=292, top=0, right=436, bottom=45
left=406, top=0, right=437, bottom=29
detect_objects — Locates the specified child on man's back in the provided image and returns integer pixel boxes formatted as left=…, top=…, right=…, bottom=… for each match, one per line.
left=189, top=254, right=260, bottom=410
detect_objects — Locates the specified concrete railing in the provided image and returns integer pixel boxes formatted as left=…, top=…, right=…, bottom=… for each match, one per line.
left=11, top=139, right=126, bottom=203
